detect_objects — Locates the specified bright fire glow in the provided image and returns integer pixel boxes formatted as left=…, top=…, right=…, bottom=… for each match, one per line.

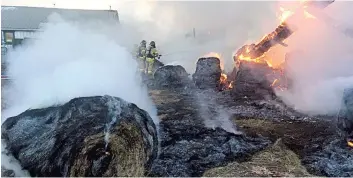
left=279, top=7, right=295, bottom=23
left=234, top=1, right=318, bottom=69
left=228, top=81, right=233, bottom=89
left=304, top=11, right=316, bottom=19
left=202, top=52, right=224, bottom=70
left=220, top=73, right=227, bottom=83
left=203, top=52, right=221, bottom=59
left=270, top=79, right=279, bottom=87
left=237, top=52, right=273, bottom=68
left=219, top=73, right=233, bottom=90
left=348, top=140, right=353, bottom=148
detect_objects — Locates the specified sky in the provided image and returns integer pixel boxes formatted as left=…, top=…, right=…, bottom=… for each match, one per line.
left=1, top=0, right=126, bottom=10
left=1, top=0, right=147, bottom=20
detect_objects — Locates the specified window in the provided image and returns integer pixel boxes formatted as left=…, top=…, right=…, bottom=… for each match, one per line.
left=5, top=32, right=14, bottom=44
left=1, top=31, right=4, bottom=44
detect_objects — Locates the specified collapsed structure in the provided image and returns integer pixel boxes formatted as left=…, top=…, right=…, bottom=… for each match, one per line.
left=233, top=0, right=334, bottom=64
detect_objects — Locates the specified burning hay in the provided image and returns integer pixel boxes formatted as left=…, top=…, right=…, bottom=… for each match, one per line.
left=233, top=0, right=334, bottom=66
left=227, top=0, right=336, bottom=96
left=232, top=61, right=276, bottom=100
left=1, top=96, right=158, bottom=177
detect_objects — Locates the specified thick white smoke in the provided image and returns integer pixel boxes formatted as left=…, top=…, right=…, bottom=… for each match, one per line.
left=118, top=1, right=279, bottom=73
left=124, top=1, right=353, bottom=115
left=2, top=15, right=158, bottom=123
left=1, top=13, right=160, bottom=176
left=274, top=1, right=353, bottom=115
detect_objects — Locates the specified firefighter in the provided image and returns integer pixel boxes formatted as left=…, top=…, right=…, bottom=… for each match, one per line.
left=137, top=40, right=147, bottom=72
left=145, top=41, right=160, bottom=74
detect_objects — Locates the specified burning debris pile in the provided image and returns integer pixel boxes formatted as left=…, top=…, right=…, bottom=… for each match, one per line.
left=1, top=96, right=158, bottom=177
left=225, top=0, right=337, bottom=97
left=232, top=61, right=276, bottom=100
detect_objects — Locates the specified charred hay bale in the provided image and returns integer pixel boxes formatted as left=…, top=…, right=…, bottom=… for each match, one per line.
left=1, top=166, right=15, bottom=177
left=1, top=96, right=158, bottom=177
left=153, top=59, right=165, bottom=70
left=154, top=65, right=190, bottom=88
left=232, top=61, right=276, bottom=100
left=228, top=67, right=237, bottom=82
left=337, top=88, right=353, bottom=138
left=150, top=120, right=271, bottom=177
left=192, top=57, right=222, bottom=89
left=302, top=139, right=353, bottom=177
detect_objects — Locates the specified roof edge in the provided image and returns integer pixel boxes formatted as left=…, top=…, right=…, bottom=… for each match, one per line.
left=1, top=28, right=38, bottom=31
left=1, top=5, right=119, bottom=12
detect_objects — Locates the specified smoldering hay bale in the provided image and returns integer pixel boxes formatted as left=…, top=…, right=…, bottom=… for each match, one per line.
left=232, top=61, right=276, bottom=100
left=153, top=59, right=165, bottom=70
left=153, top=65, right=190, bottom=88
left=1, top=95, right=158, bottom=177
left=301, top=89, right=353, bottom=177
left=192, top=57, right=222, bottom=89
left=1, top=166, right=15, bottom=177
left=337, top=88, right=353, bottom=138
left=302, top=139, right=353, bottom=177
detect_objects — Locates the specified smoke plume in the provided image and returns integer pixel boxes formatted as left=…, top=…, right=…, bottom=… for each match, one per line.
left=117, top=1, right=279, bottom=73
left=2, top=15, right=158, bottom=123
left=1, top=14, right=160, bottom=176
left=195, top=90, right=240, bottom=134
left=123, top=0, right=353, bottom=115
left=273, top=1, right=353, bottom=115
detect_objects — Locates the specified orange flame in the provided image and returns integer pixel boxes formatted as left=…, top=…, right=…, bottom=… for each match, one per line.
left=219, top=73, right=233, bottom=90
left=203, top=52, right=221, bottom=59
left=348, top=139, right=353, bottom=148
left=220, top=73, right=227, bottom=83
left=270, top=79, right=279, bottom=87
left=228, top=81, right=233, bottom=89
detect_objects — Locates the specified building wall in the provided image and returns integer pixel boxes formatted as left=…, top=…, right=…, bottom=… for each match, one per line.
left=1, top=30, right=36, bottom=51
left=14, top=31, right=36, bottom=39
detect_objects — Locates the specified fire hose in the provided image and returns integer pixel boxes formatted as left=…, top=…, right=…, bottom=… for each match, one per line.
left=161, top=50, right=199, bottom=57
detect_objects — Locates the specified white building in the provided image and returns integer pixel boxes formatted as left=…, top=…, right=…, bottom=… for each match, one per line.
left=1, top=5, right=119, bottom=76
left=1, top=5, right=119, bottom=50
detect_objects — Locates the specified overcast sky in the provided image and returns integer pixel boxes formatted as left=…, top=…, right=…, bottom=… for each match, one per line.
left=2, top=0, right=126, bottom=10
